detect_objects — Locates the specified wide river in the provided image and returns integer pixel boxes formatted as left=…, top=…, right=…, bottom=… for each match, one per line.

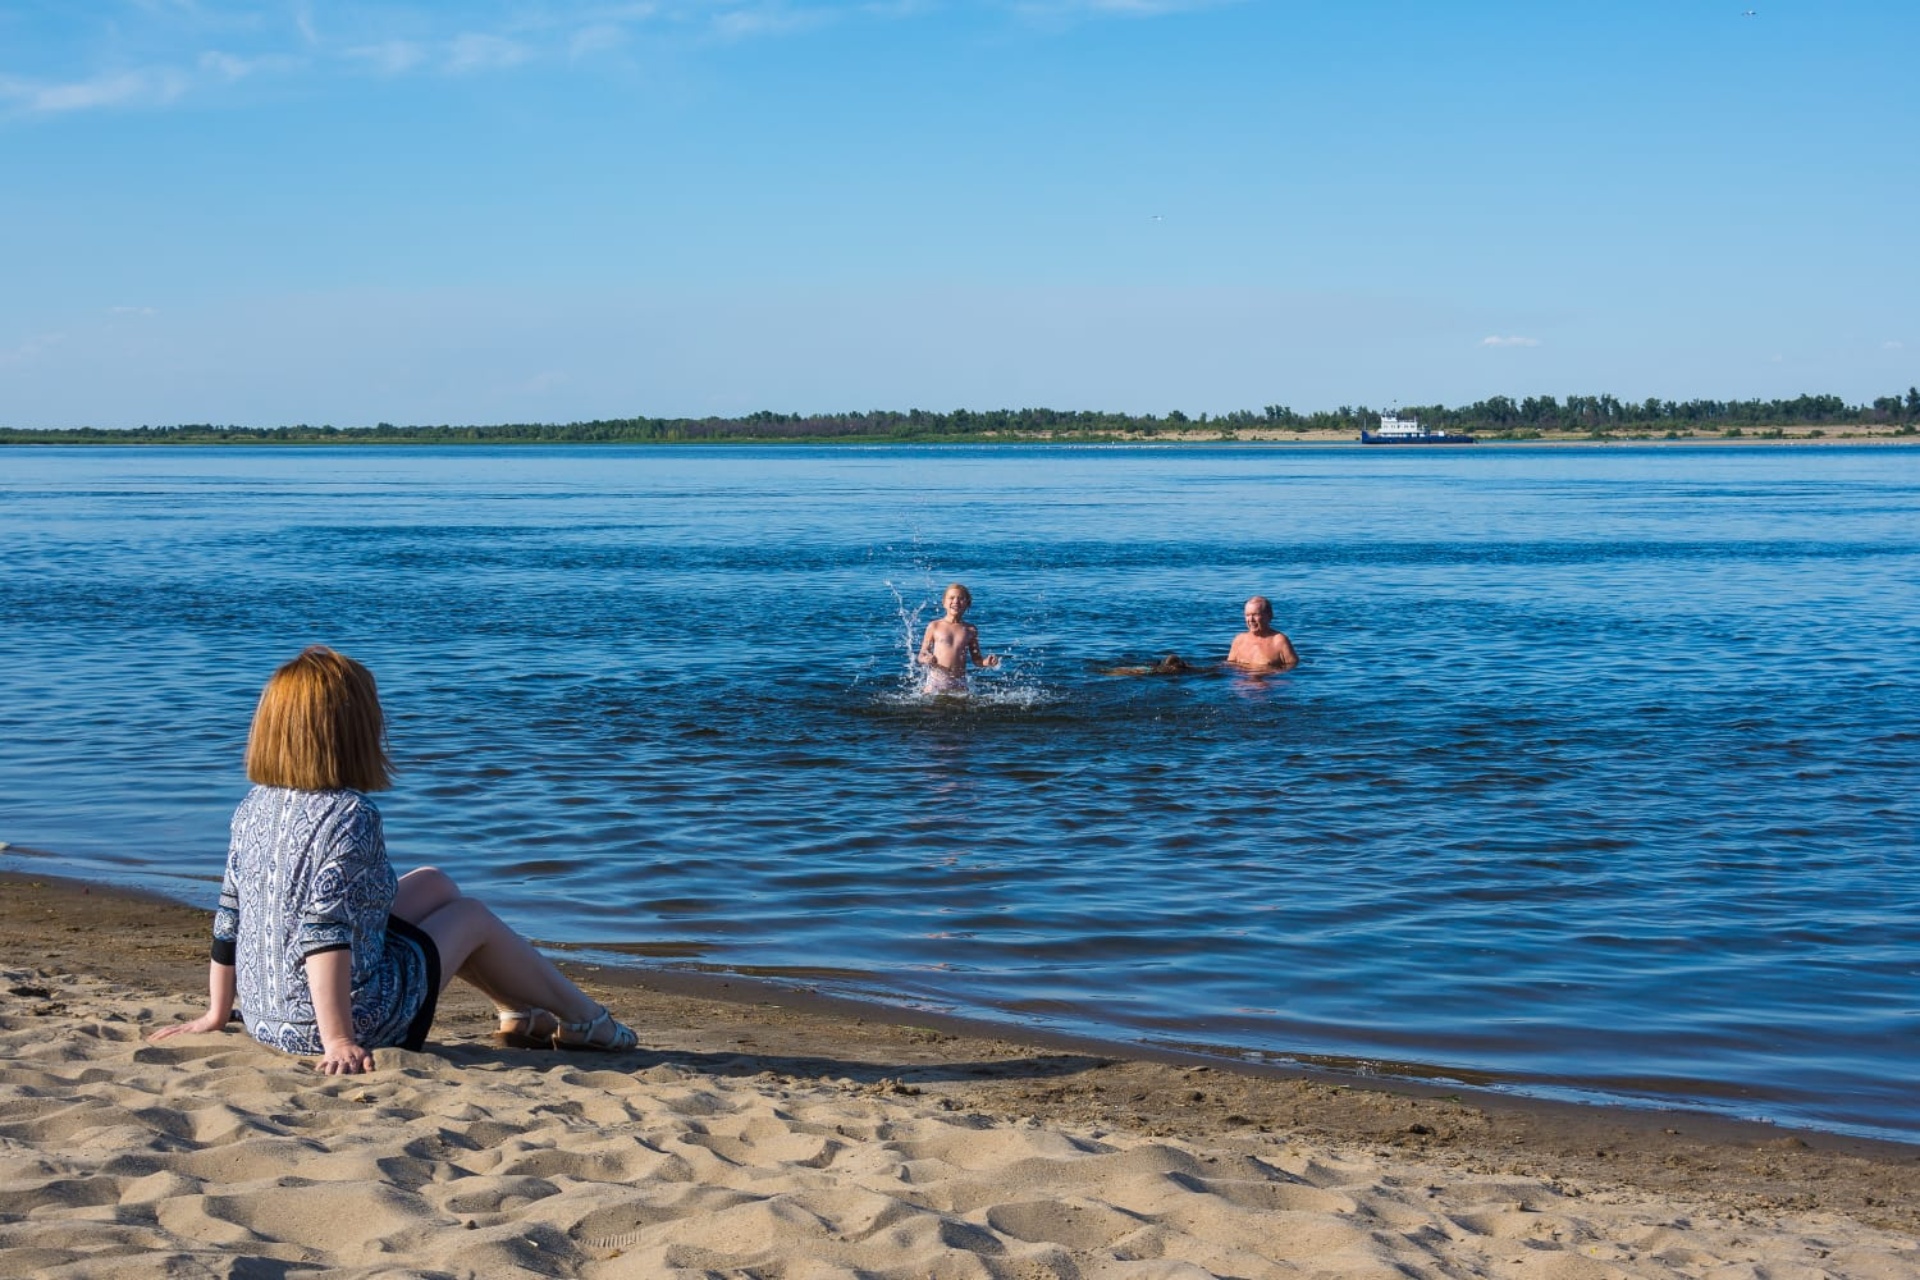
left=2, top=444, right=1914, bottom=1141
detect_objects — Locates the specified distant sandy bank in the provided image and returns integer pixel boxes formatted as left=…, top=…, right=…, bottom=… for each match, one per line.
left=1067, top=427, right=1920, bottom=446
left=6, top=427, right=1918, bottom=448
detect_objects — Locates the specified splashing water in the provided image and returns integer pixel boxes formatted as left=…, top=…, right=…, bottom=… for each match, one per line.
left=883, top=575, right=932, bottom=688
left=879, top=573, right=1062, bottom=709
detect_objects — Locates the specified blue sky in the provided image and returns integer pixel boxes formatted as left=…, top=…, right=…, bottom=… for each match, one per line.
left=3, top=1, right=1916, bottom=427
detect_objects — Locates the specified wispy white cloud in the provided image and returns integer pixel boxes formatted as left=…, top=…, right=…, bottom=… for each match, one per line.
left=344, top=40, right=430, bottom=75
left=1883, top=340, right=1905, bottom=351
left=1077, top=0, right=1227, bottom=11
left=570, top=23, right=630, bottom=58
left=3, top=0, right=1226, bottom=116
left=123, top=0, right=255, bottom=26
left=198, top=50, right=251, bottom=79
left=0, top=332, right=66, bottom=367
left=0, top=68, right=190, bottom=115
left=707, top=4, right=834, bottom=41
left=1480, top=335, right=1541, bottom=348
left=109, top=306, right=158, bottom=316
left=575, top=2, right=667, bottom=19
left=1011, top=0, right=1239, bottom=18
left=447, top=33, right=533, bottom=74
left=198, top=50, right=304, bottom=81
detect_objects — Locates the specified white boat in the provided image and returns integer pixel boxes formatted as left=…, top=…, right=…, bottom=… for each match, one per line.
left=1360, top=413, right=1476, bottom=445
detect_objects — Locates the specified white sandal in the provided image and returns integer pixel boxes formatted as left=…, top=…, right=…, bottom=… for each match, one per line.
left=554, top=1004, right=637, bottom=1052
left=495, top=1008, right=561, bottom=1049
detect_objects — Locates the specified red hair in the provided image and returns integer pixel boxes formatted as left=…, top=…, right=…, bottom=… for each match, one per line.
left=245, top=646, right=392, bottom=792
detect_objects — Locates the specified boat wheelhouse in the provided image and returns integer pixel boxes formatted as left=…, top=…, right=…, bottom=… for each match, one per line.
left=1360, top=413, right=1476, bottom=445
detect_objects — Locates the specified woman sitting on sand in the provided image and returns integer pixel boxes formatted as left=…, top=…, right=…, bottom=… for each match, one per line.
left=149, top=645, right=636, bottom=1073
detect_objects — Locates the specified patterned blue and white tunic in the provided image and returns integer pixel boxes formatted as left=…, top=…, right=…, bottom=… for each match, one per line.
left=212, top=787, right=438, bottom=1055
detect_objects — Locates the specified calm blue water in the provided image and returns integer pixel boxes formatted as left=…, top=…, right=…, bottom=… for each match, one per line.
left=2, top=444, right=1915, bottom=1141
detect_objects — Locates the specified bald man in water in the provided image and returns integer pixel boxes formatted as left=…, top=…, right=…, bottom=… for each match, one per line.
left=1226, top=596, right=1299, bottom=670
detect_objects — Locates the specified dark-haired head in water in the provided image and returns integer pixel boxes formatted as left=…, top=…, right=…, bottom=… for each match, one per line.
left=1100, top=653, right=1194, bottom=677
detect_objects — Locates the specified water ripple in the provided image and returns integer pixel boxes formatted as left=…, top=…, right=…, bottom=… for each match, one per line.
left=2, top=444, right=1916, bottom=1140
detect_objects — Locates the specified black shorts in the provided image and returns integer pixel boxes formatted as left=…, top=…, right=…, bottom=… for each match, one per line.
left=387, top=914, right=442, bottom=1052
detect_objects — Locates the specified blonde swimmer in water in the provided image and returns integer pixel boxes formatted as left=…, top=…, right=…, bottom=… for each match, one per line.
left=917, top=583, right=1000, bottom=694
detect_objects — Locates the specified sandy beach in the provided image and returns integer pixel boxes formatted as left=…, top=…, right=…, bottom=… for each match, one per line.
left=3, top=870, right=1917, bottom=1278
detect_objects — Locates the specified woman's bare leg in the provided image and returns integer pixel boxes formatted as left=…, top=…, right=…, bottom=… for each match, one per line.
left=392, top=867, right=461, bottom=925
left=414, top=896, right=599, bottom=1024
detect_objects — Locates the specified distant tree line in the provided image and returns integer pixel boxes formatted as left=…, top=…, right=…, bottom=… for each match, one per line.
left=1354, top=390, right=1920, bottom=435
left=3, top=389, right=1916, bottom=445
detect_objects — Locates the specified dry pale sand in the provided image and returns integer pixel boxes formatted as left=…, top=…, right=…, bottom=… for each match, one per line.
left=3, top=869, right=1917, bottom=1279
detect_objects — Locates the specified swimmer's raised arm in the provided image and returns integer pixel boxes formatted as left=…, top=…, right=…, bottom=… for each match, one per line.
left=968, top=625, right=1001, bottom=669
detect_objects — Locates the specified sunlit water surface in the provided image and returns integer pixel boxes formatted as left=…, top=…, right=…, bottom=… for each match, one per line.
left=2, top=444, right=1915, bottom=1140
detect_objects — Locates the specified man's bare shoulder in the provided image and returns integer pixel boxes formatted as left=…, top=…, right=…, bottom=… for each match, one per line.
left=1228, top=634, right=1297, bottom=669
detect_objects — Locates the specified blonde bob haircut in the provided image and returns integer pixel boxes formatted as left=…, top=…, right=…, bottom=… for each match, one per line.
left=245, top=645, right=393, bottom=792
